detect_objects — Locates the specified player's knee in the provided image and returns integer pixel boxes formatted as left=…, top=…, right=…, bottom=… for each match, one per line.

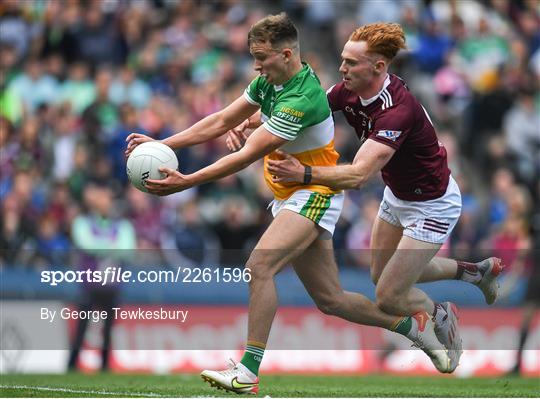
left=370, top=269, right=381, bottom=284
left=315, top=294, right=343, bottom=316
left=246, top=263, right=272, bottom=284
left=370, top=256, right=387, bottom=284
left=375, top=286, right=399, bottom=314
left=246, top=255, right=276, bottom=283
left=376, top=296, right=398, bottom=314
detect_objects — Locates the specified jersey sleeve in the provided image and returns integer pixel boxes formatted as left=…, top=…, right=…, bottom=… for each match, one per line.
left=263, top=94, right=318, bottom=141
left=368, top=104, right=414, bottom=150
left=243, top=76, right=262, bottom=106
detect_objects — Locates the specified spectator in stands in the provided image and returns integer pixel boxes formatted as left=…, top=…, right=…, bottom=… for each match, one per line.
left=161, top=199, right=220, bottom=267
left=109, top=65, right=152, bottom=109
left=126, top=186, right=163, bottom=250
left=212, top=196, right=261, bottom=266
left=345, top=195, right=380, bottom=269
left=0, top=117, right=18, bottom=182
left=82, top=66, right=118, bottom=148
left=487, top=167, right=516, bottom=228
left=73, top=4, right=125, bottom=66
left=502, top=88, right=540, bottom=188
left=67, top=183, right=136, bottom=372
left=51, top=108, right=79, bottom=182
left=16, top=116, right=47, bottom=173
left=0, top=193, right=28, bottom=266
left=108, top=103, right=143, bottom=184
left=507, top=181, right=540, bottom=375
left=0, top=0, right=39, bottom=61
left=32, top=213, right=71, bottom=268
left=7, top=58, right=59, bottom=113
left=58, top=62, right=96, bottom=115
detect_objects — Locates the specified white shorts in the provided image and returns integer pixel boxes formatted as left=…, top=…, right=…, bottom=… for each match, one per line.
left=271, top=190, right=344, bottom=237
left=377, top=176, right=462, bottom=244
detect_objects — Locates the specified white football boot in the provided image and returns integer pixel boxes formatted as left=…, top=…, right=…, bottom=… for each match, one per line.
left=409, top=311, right=452, bottom=373
left=476, top=257, right=504, bottom=305
left=434, top=302, right=463, bottom=372
left=201, top=360, right=259, bottom=394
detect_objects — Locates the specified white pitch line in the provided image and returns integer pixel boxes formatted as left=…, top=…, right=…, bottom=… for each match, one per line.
left=0, top=384, right=166, bottom=397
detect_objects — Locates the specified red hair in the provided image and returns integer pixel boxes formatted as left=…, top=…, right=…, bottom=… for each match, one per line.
left=349, top=23, right=406, bottom=60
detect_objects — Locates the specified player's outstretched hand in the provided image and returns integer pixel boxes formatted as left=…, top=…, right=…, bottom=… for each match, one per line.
left=145, top=167, right=191, bottom=196
left=125, top=133, right=155, bottom=157
left=225, top=119, right=250, bottom=152
left=267, top=150, right=305, bottom=183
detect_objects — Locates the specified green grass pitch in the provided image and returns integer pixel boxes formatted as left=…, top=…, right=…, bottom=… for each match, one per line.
left=1, top=373, right=538, bottom=397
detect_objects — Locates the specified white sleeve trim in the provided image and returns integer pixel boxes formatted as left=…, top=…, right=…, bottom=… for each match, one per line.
left=263, top=121, right=294, bottom=141
left=243, top=89, right=259, bottom=106
left=269, top=118, right=301, bottom=132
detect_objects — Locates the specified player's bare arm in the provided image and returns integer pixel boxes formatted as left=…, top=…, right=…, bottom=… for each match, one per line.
left=145, top=126, right=286, bottom=195
left=226, top=110, right=263, bottom=152
left=125, top=96, right=259, bottom=156
left=268, top=138, right=395, bottom=190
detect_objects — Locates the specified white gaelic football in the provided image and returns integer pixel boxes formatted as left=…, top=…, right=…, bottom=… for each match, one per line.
left=126, top=141, right=178, bottom=192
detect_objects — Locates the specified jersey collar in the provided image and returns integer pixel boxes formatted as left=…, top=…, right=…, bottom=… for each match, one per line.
left=274, top=62, right=309, bottom=92
left=359, top=74, right=391, bottom=106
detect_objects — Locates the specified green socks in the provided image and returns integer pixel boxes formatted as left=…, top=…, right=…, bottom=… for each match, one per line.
left=240, top=341, right=266, bottom=376
left=392, top=316, right=413, bottom=336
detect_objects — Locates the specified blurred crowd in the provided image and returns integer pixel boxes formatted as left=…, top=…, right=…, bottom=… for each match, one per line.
left=1, top=0, right=539, bottom=278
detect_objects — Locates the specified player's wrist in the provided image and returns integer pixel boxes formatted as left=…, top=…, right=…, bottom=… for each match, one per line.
left=182, top=173, right=197, bottom=187
left=161, top=137, right=176, bottom=149
left=303, top=165, right=312, bottom=185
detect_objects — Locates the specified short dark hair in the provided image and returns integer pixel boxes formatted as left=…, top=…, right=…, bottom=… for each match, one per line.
left=247, top=12, right=298, bottom=50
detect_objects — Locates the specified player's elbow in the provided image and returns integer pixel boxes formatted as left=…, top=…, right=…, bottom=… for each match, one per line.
left=350, top=177, right=366, bottom=190
left=214, top=111, right=230, bottom=132
left=347, top=157, right=384, bottom=190
left=348, top=167, right=368, bottom=190
left=219, top=110, right=245, bottom=133
left=235, top=149, right=258, bottom=170
left=239, top=159, right=253, bottom=170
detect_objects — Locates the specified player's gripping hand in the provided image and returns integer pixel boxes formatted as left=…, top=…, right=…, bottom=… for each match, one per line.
left=225, top=119, right=250, bottom=152
left=267, top=150, right=305, bottom=183
left=125, top=133, right=155, bottom=157
left=145, top=167, right=192, bottom=196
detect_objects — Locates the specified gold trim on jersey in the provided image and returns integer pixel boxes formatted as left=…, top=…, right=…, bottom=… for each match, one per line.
left=264, top=140, right=342, bottom=201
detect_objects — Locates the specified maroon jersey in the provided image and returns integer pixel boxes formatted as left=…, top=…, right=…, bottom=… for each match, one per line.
left=327, top=74, right=450, bottom=201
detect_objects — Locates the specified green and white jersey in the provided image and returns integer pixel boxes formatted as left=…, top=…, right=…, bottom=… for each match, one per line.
left=243, top=63, right=340, bottom=200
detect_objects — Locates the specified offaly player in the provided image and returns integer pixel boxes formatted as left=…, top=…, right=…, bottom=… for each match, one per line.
left=127, top=14, right=458, bottom=394
left=267, top=22, right=504, bottom=372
